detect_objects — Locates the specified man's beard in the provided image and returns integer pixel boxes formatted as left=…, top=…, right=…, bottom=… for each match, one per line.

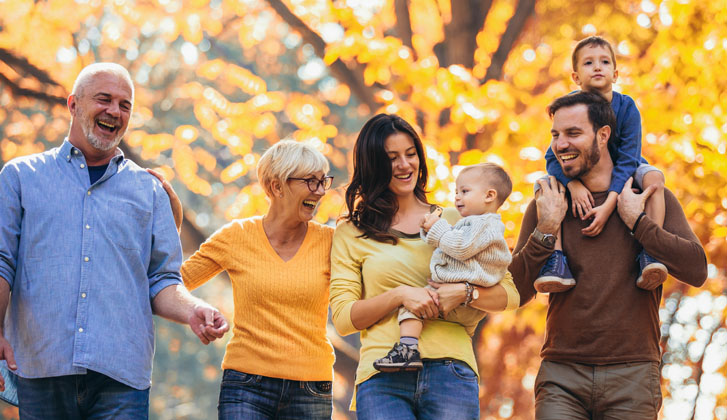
left=80, top=110, right=124, bottom=152
left=563, top=134, right=601, bottom=179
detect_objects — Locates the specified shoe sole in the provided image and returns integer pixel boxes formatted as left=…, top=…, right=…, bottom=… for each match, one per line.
left=534, top=277, right=576, bottom=293
left=637, top=263, right=667, bottom=290
left=373, top=363, right=423, bottom=373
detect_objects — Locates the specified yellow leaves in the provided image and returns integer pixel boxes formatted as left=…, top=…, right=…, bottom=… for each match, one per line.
left=172, top=143, right=211, bottom=196
left=175, top=126, right=199, bottom=144
left=197, top=61, right=267, bottom=96
left=227, top=65, right=267, bottom=96
left=284, top=94, right=330, bottom=130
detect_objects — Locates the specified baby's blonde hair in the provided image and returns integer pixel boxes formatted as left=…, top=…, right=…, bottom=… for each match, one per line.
left=257, top=140, right=330, bottom=196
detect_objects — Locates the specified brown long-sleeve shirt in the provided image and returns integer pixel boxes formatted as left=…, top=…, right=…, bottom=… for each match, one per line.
left=510, top=189, right=707, bottom=364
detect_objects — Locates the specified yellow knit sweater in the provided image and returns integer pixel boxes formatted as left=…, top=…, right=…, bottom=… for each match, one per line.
left=181, top=216, right=335, bottom=381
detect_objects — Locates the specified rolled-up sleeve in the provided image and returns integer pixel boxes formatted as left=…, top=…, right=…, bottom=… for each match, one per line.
left=0, top=164, right=21, bottom=288
left=147, top=180, right=183, bottom=299
left=329, top=223, right=363, bottom=336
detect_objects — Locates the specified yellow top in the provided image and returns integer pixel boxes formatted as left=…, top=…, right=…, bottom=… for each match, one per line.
left=329, top=208, right=519, bottom=409
left=182, top=216, right=335, bottom=381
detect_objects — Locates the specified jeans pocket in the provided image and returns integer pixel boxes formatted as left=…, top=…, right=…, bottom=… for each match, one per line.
left=449, top=360, right=477, bottom=382
left=221, top=370, right=256, bottom=386
left=303, top=381, right=332, bottom=399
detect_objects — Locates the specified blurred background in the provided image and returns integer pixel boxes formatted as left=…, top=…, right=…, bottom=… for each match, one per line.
left=1, top=0, right=726, bottom=418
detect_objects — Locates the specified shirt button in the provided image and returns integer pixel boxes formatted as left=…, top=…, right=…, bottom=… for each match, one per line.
left=81, top=293, right=87, bottom=298
left=85, top=224, right=90, bottom=229
left=80, top=164, right=86, bottom=169
left=74, top=150, right=79, bottom=155
left=84, top=256, right=89, bottom=262
left=78, top=328, right=84, bottom=333
left=87, top=190, right=91, bottom=195
left=66, top=155, right=70, bottom=159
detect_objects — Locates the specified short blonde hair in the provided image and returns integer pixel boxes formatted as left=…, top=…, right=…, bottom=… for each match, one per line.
left=257, top=140, right=330, bottom=196
left=459, top=163, right=512, bottom=207
left=71, top=62, right=135, bottom=103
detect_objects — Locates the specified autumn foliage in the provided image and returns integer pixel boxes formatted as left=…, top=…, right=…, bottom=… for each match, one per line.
left=1, top=0, right=726, bottom=419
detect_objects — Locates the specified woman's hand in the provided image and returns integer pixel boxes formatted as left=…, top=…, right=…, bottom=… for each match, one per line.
left=428, top=281, right=467, bottom=317
left=399, top=286, right=440, bottom=319
left=147, top=168, right=183, bottom=233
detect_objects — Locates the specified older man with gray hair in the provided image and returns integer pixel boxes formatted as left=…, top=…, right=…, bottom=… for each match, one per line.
left=0, top=63, right=229, bottom=419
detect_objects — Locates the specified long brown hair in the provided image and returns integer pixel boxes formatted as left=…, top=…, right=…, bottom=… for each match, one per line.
left=343, top=114, right=429, bottom=244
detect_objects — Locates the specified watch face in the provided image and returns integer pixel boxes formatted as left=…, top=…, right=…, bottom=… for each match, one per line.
left=472, top=288, right=479, bottom=300
left=543, top=235, right=556, bottom=247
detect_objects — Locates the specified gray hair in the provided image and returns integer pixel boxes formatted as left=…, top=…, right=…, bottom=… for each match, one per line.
left=71, top=63, right=134, bottom=102
left=257, top=140, right=330, bottom=196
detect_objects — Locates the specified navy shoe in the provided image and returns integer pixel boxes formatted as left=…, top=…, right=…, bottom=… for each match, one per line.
left=534, top=250, right=576, bottom=293
left=636, top=250, right=667, bottom=290
left=373, top=342, right=423, bottom=372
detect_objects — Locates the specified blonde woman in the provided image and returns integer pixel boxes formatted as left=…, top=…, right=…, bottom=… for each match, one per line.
left=167, top=141, right=336, bottom=419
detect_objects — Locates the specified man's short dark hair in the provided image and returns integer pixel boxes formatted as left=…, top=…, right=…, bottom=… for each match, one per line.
left=548, top=91, right=616, bottom=143
left=572, top=36, right=617, bottom=71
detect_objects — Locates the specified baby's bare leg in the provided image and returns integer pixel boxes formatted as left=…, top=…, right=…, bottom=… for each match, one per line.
left=400, top=318, right=423, bottom=339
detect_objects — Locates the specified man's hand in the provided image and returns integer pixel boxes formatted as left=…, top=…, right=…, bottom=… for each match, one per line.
left=188, top=304, right=230, bottom=345
left=420, top=211, right=441, bottom=233
left=567, top=180, right=595, bottom=219
left=0, top=335, right=16, bottom=391
left=535, top=176, right=568, bottom=234
left=147, top=168, right=183, bottom=233
left=618, top=177, right=656, bottom=230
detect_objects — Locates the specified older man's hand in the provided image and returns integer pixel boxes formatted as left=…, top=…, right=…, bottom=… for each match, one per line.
left=617, top=177, right=656, bottom=230
left=188, top=304, right=230, bottom=345
left=535, top=176, right=568, bottom=234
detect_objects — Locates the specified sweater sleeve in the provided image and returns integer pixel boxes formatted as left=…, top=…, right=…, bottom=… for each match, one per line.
left=424, top=215, right=505, bottom=261
left=609, top=94, right=642, bottom=193
left=508, top=200, right=556, bottom=306
left=632, top=189, right=707, bottom=287
left=545, top=146, right=572, bottom=187
left=499, top=271, right=520, bottom=311
left=180, top=222, right=234, bottom=290
left=329, top=222, right=363, bottom=336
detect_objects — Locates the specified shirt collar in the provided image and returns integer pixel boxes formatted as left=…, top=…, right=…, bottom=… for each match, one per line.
left=59, top=138, right=125, bottom=165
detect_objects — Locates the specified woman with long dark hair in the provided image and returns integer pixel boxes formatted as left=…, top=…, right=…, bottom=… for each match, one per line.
left=330, top=114, right=520, bottom=418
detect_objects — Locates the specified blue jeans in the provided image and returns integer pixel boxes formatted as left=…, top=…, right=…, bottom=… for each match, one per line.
left=356, top=359, right=479, bottom=420
left=16, top=370, right=149, bottom=420
left=218, top=369, right=332, bottom=420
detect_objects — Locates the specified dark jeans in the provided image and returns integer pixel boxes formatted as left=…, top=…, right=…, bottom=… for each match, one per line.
left=534, top=360, right=662, bottom=420
left=218, top=369, right=332, bottom=420
left=16, top=370, right=149, bottom=420
left=356, top=359, right=479, bottom=420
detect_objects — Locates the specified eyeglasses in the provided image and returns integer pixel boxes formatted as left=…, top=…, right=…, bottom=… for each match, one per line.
left=288, top=176, right=334, bottom=192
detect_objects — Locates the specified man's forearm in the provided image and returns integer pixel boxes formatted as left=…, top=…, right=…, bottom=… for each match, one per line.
left=151, top=284, right=198, bottom=324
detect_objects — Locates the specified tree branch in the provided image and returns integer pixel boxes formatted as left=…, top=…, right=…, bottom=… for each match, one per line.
left=441, top=0, right=492, bottom=68
left=0, top=47, right=63, bottom=87
left=0, top=71, right=67, bottom=105
left=394, top=0, right=416, bottom=60
left=265, top=0, right=378, bottom=111
left=483, top=0, right=535, bottom=82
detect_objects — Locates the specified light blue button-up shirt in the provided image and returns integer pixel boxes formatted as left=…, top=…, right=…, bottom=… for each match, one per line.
left=0, top=139, right=183, bottom=390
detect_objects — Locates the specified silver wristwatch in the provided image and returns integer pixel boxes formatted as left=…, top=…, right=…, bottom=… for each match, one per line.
left=532, top=227, right=556, bottom=248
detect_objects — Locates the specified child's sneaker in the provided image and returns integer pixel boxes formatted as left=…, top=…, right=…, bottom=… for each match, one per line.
left=534, top=250, right=576, bottom=293
left=636, top=250, right=667, bottom=290
left=373, top=342, right=423, bottom=372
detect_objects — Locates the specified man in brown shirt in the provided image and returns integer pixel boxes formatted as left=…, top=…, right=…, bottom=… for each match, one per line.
left=510, top=91, right=707, bottom=419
